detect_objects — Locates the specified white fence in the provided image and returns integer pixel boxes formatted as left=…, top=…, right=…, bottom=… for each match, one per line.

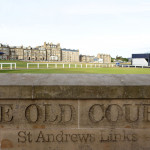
left=27, top=63, right=115, bottom=69
left=121, top=65, right=150, bottom=68
left=0, top=63, right=16, bottom=70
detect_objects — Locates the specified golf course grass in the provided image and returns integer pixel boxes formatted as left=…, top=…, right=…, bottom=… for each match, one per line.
left=0, top=60, right=150, bottom=74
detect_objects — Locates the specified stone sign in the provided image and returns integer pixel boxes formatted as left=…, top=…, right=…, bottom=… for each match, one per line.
left=1, top=99, right=150, bottom=150
left=1, top=74, right=150, bottom=150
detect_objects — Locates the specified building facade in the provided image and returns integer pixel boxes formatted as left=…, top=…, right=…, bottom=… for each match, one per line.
left=0, top=42, right=111, bottom=63
left=44, top=42, right=61, bottom=61
left=80, top=54, right=111, bottom=63
left=0, top=42, right=79, bottom=62
left=9, top=46, right=24, bottom=60
left=61, top=49, right=79, bottom=62
left=79, top=55, right=95, bottom=63
left=97, top=53, right=111, bottom=63
left=0, top=44, right=10, bottom=60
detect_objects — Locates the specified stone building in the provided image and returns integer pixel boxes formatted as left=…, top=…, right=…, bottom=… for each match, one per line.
left=79, top=55, right=95, bottom=63
left=97, top=53, right=111, bottom=63
left=0, top=42, right=111, bottom=63
left=44, top=42, right=61, bottom=61
left=0, top=44, right=10, bottom=60
left=0, top=42, right=79, bottom=62
left=61, top=49, right=79, bottom=62
left=23, top=42, right=61, bottom=61
left=80, top=54, right=111, bottom=63
left=10, top=46, right=24, bottom=60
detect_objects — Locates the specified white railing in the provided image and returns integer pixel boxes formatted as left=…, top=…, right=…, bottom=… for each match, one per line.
left=0, top=63, right=16, bottom=70
left=27, top=63, right=115, bottom=69
left=121, top=65, right=150, bottom=68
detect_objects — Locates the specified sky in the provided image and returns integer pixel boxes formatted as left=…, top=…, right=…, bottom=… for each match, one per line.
left=0, top=0, right=150, bottom=58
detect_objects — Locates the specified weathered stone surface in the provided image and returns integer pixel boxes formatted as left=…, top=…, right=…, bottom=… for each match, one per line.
left=0, top=74, right=150, bottom=86
left=80, top=99, right=150, bottom=128
left=0, top=85, right=150, bottom=100
left=1, top=128, right=150, bottom=150
left=1, top=129, right=150, bottom=150
left=0, top=99, right=150, bottom=149
left=0, top=74, right=150, bottom=150
left=0, top=100, right=78, bottom=129
left=0, top=74, right=150, bottom=100
left=0, top=86, right=32, bottom=99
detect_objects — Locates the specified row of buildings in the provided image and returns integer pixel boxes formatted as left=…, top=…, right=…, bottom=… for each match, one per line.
left=0, top=42, right=111, bottom=63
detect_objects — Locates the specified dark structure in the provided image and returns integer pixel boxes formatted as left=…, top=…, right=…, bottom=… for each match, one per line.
left=132, top=53, right=150, bottom=66
left=0, top=52, right=4, bottom=59
left=0, top=52, right=4, bottom=55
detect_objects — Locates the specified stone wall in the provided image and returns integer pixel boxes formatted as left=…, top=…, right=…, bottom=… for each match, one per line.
left=0, top=74, right=150, bottom=150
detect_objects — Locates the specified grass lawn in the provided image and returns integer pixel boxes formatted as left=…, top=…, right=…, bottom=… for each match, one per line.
left=0, top=68, right=150, bottom=74
left=0, top=60, right=150, bottom=74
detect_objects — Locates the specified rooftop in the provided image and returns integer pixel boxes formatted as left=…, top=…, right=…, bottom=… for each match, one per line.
left=61, top=48, right=79, bottom=52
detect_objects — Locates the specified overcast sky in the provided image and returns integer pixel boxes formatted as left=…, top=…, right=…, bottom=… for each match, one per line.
left=0, top=0, right=150, bottom=58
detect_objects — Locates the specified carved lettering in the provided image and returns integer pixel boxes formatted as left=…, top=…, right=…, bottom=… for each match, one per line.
left=89, top=104, right=104, bottom=123
left=36, top=131, right=46, bottom=142
left=25, top=104, right=40, bottom=123
left=59, top=104, right=76, bottom=123
left=18, top=131, right=33, bottom=143
left=124, top=104, right=140, bottom=122
left=143, top=104, right=150, bottom=122
left=100, top=130, right=138, bottom=142
left=105, top=104, right=123, bottom=122
left=44, top=104, right=58, bottom=123
left=0, top=104, right=13, bottom=123
left=18, top=130, right=138, bottom=144
left=71, top=134, right=78, bottom=142
left=47, top=134, right=55, bottom=142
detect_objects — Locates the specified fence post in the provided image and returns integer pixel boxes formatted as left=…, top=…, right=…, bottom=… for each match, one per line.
left=75, top=64, right=77, bottom=68
left=86, top=64, right=87, bottom=68
left=69, top=64, right=70, bottom=68
left=91, top=64, right=92, bottom=68
left=27, top=63, right=28, bottom=69
left=95, top=64, right=96, bottom=68
left=47, top=63, right=48, bottom=69
left=0, top=64, right=2, bottom=70
left=38, top=63, right=39, bottom=69
left=63, top=64, right=64, bottom=68
left=122, top=65, right=123, bottom=68
left=10, top=63, right=12, bottom=70
left=15, top=63, right=16, bottom=69
left=81, top=64, right=82, bottom=68
left=55, top=64, right=57, bottom=68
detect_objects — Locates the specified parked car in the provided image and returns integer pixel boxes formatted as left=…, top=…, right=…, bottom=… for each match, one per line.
left=116, top=62, right=121, bottom=66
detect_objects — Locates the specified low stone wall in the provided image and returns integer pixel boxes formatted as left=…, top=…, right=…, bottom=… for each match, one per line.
left=0, top=74, right=150, bottom=150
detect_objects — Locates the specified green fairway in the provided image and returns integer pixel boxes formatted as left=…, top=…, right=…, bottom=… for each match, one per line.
left=0, top=60, right=150, bottom=74
left=0, top=68, right=150, bottom=74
